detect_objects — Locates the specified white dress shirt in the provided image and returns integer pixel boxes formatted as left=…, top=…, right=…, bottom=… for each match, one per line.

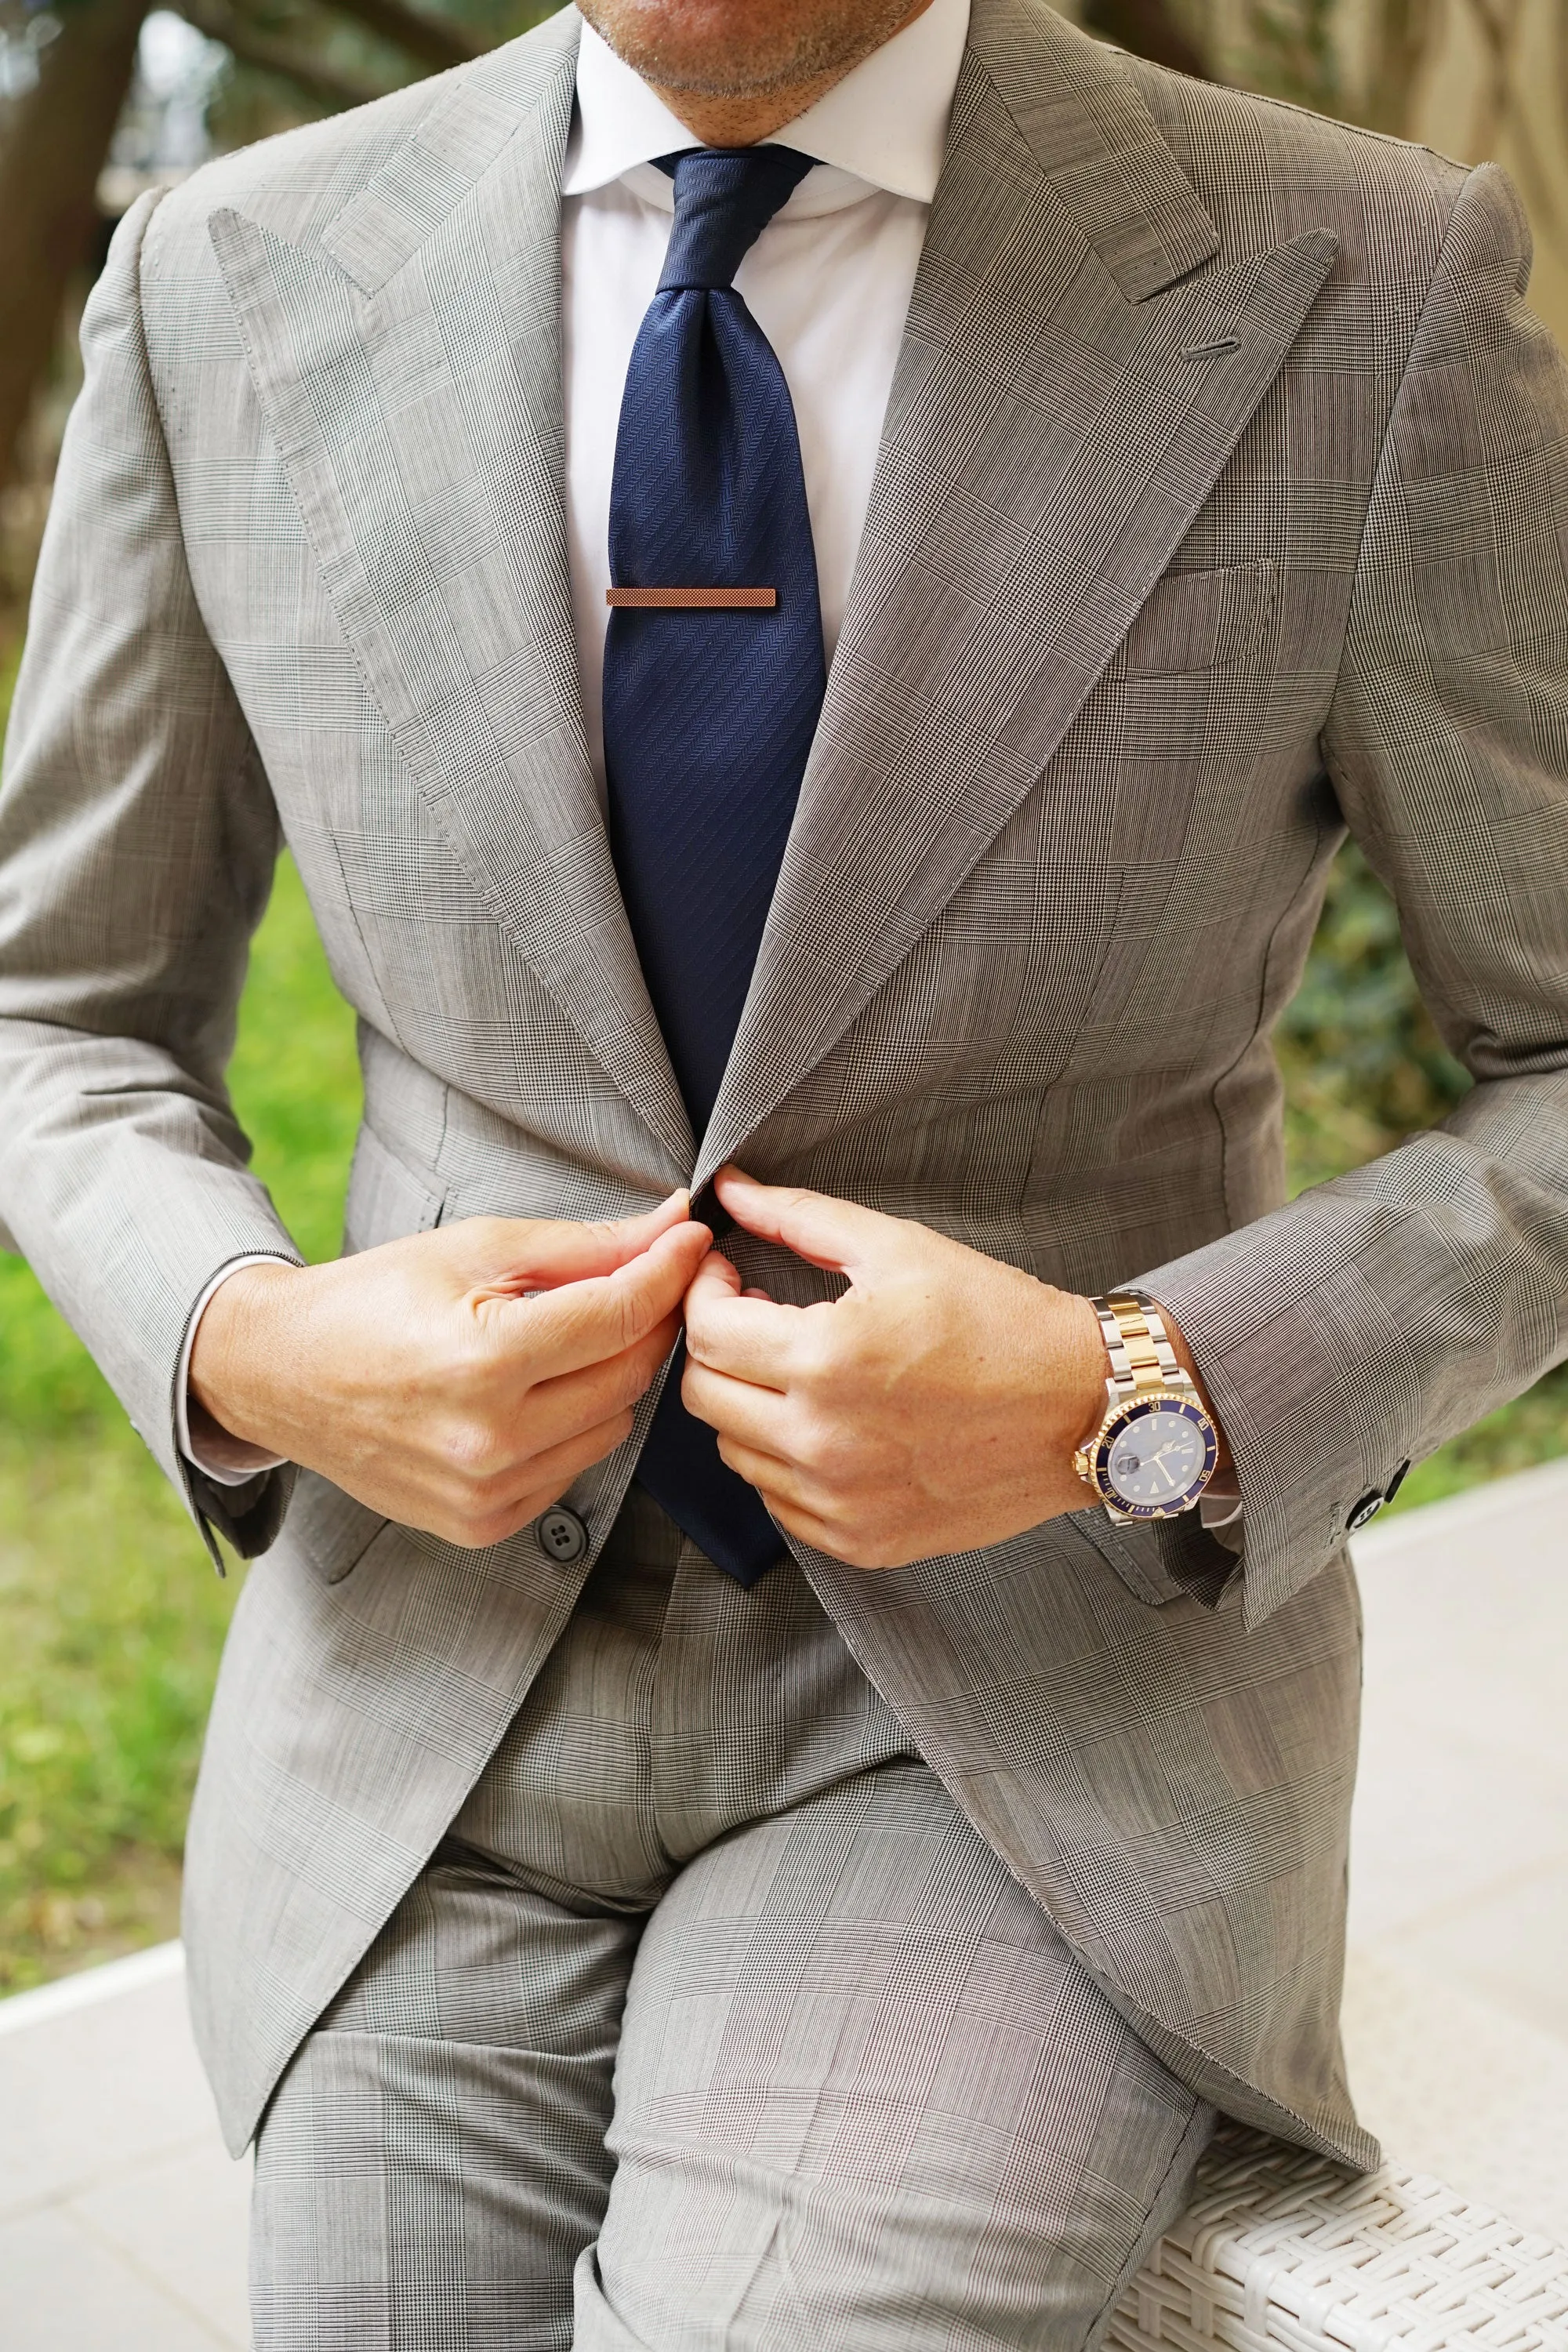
left=563, top=0, right=969, bottom=787
left=179, top=0, right=971, bottom=1482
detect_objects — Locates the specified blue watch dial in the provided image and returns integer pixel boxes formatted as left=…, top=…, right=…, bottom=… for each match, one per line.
left=1094, top=1396, right=1218, bottom=1518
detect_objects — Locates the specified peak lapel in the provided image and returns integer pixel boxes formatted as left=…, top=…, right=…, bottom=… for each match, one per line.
left=697, top=0, right=1335, bottom=1183
left=209, top=13, right=694, bottom=1173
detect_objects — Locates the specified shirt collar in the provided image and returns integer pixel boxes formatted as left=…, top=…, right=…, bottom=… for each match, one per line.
left=562, top=0, right=971, bottom=209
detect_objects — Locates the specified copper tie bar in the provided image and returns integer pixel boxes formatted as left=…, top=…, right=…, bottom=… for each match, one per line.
left=606, top=587, right=778, bottom=609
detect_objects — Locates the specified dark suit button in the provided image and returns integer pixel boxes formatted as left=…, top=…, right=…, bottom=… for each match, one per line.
left=1385, top=1459, right=1411, bottom=1502
left=536, top=1506, right=589, bottom=1564
left=1346, top=1490, right=1385, bottom=1533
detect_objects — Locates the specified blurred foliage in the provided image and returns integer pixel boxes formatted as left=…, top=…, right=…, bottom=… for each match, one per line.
left=1236, top=0, right=1344, bottom=108
left=0, top=1436, right=219, bottom=1985
left=201, top=0, right=544, bottom=151
left=0, top=622, right=359, bottom=1987
left=1275, top=838, right=1568, bottom=1512
left=0, top=822, right=361, bottom=1989
left=1276, top=840, right=1470, bottom=1194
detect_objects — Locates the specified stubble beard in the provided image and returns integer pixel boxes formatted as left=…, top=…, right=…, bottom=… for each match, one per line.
left=577, top=0, right=924, bottom=100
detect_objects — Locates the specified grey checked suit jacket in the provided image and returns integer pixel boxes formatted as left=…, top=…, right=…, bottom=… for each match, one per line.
left=5, top=0, right=1568, bottom=2175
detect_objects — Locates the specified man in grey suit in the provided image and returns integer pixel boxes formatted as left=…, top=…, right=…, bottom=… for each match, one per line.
left=4, top=0, right=1568, bottom=2329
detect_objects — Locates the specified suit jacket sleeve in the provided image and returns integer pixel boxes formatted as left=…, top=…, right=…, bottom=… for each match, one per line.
left=0, top=193, right=300, bottom=1563
left=1135, top=162, right=1568, bottom=1626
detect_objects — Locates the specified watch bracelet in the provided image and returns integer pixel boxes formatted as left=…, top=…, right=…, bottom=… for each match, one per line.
left=1079, top=1290, right=1220, bottom=1518
left=1091, top=1290, right=1189, bottom=1398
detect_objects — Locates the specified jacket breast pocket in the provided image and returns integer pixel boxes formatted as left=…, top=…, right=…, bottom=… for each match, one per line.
left=1065, top=561, right=1280, bottom=874
left=284, top=1465, right=390, bottom=1588
left=1102, top=561, right=1278, bottom=681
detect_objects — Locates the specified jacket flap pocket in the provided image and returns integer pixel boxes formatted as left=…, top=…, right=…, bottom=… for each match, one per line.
left=285, top=1467, right=389, bottom=1588
left=343, top=1122, right=444, bottom=1254
left=1072, top=1508, right=1240, bottom=1610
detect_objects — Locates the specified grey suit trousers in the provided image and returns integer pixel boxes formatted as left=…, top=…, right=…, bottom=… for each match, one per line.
left=251, top=1493, right=1214, bottom=2351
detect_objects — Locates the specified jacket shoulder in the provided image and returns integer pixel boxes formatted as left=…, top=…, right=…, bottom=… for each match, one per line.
left=1122, top=54, right=1473, bottom=285
left=1126, top=51, right=1468, bottom=195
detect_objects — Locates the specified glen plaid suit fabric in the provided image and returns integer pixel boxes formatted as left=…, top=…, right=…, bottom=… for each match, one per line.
left=250, top=1492, right=1214, bottom=2350
left=5, top=0, right=1568, bottom=2179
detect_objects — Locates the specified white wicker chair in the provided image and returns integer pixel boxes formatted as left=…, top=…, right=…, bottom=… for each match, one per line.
left=1111, top=2127, right=1568, bottom=2352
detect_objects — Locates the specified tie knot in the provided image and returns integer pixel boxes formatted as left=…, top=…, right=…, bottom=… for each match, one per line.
left=656, top=147, right=815, bottom=292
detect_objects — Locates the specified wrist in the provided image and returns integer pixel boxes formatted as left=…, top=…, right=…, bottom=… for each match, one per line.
left=1059, top=1290, right=1112, bottom=1448
left=1020, top=1290, right=1115, bottom=1521
left=189, top=1259, right=305, bottom=1454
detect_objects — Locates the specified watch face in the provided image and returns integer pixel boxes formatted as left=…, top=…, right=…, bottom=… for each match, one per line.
left=1095, top=1397, right=1218, bottom=1517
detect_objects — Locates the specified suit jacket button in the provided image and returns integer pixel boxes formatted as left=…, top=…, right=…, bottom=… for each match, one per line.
left=1346, top=1490, right=1385, bottom=1532
left=535, top=1505, right=592, bottom=1562
left=535, top=1506, right=589, bottom=1564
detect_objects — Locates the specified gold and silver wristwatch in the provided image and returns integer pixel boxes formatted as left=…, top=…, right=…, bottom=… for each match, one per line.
left=1073, top=1291, right=1220, bottom=1523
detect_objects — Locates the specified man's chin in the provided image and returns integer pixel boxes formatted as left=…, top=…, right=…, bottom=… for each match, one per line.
left=576, top=0, right=902, bottom=101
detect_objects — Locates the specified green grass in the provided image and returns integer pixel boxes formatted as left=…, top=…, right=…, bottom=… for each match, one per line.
left=0, top=848, right=360, bottom=1989
left=0, top=619, right=1564, bottom=1987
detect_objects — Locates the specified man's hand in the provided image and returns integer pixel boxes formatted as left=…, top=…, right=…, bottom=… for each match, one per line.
left=190, top=1193, right=711, bottom=1546
left=681, top=1169, right=1107, bottom=1569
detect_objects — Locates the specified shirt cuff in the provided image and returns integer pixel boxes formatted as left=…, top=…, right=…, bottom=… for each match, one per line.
left=1200, top=1461, right=1242, bottom=1517
left=177, top=1256, right=292, bottom=1486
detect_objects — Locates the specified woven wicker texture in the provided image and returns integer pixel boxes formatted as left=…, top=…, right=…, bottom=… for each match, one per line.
left=1111, top=2127, right=1568, bottom=2352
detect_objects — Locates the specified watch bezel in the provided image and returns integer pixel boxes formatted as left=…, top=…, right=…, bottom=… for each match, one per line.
left=1087, top=1392, right=1219, bottom=1520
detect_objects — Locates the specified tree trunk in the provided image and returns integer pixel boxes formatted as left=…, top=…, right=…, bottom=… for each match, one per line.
left=1080, top=0, right=1210, bottom=79
left=0, top=0, right=147, bottom=488
left=317, top=0, right=477, bottom=75
left=1360, top=0, right=1436, bottom=129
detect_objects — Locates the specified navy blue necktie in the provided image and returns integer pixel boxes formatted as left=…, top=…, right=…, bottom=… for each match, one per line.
left=604, top=146, right=826, bottom=1585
